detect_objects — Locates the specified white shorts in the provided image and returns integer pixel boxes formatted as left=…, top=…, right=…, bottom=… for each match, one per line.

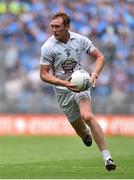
left=56, top=90, right=91, bottom=123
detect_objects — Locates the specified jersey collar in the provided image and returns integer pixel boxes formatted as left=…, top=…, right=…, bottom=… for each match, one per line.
left=54, top=31, right=76, bottom=43
left=69, top=31, right=76, bottom=40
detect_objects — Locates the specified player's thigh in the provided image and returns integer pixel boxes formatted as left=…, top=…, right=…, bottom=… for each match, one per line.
left=70, top=117, right=88, bottom=138
left=78, top=98, right=94, bottom=119
left=56, top=91, right=81, bottom=122
left=74, top=90, right=93, bottom=117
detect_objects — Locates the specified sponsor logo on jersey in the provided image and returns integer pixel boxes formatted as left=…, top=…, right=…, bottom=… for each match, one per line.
left=75, top=48, right=81, bottom=54
left=62, top=58, right=77, bottom=74
left=55, top=52, right=62, bottom=56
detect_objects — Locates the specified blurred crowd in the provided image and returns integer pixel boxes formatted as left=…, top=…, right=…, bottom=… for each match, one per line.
left=0, top=0, right=134, bottom=113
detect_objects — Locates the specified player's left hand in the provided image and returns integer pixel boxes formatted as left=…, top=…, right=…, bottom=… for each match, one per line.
left=90, top=73, right=98, bottom=88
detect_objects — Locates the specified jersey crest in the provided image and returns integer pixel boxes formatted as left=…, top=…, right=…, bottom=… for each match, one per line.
left=62, top=58, right=77, bottom=74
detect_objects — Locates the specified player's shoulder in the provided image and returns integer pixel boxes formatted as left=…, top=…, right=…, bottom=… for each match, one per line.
left=70, top=31, right=90, bottom=41
left=41, top=35, right=56, bottom=51
left=70, top=31, right=83, bottom=39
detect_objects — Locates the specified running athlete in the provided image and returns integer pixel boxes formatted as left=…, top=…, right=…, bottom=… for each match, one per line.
left=40, top=12, right=116, bottom=171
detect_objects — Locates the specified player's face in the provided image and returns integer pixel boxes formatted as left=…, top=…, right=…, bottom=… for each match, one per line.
left=50, top=17, right=69, bottom=42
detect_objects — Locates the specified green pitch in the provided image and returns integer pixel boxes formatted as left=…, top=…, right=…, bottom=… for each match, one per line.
left=0, top=136, right=134, bottom=179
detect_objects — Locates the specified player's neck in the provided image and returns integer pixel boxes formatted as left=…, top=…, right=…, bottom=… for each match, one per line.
left=61, top=31, right=70, bottom=44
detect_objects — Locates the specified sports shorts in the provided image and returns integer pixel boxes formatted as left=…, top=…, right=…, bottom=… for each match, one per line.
left=56, top=89, right=91, bottom=123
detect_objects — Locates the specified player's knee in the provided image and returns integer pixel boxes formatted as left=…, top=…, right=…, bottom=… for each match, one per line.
left=81, top=113, right=95, bottom=125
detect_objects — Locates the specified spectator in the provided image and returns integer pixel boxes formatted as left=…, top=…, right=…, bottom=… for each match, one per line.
left=0, top=0, right=134, bottom=113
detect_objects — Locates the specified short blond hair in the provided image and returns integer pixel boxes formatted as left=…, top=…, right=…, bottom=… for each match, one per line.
left=52, top=12, right=70, bottom=26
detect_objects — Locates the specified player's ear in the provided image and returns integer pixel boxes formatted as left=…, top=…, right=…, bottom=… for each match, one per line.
left=65, top=24, right=70, bottom=29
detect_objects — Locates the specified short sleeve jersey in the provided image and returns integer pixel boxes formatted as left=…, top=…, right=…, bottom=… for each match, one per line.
left=40, top=31, right=95, bottom=92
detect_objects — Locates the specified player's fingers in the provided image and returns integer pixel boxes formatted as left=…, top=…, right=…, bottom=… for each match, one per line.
left=66, top=77, right=72, bottom=82
left=67, top=87, right=80, bottom=92
left=92, top=81, right=96, bottom=88
left=91, top=77, right=97, bottom=88
left=67, top=82, right=79, bottom=88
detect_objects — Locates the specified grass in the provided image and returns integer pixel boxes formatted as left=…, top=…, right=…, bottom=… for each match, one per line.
left=0, top=136, right=134, bottom=179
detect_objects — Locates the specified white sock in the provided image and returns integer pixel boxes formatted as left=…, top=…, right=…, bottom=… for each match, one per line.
left=101, top=150, right=112, bottom=161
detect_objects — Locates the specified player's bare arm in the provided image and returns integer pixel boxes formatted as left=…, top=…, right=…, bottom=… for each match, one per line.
left=90, top=48, right=105, bottom=87
left=40, top=64, right=79, bottom=92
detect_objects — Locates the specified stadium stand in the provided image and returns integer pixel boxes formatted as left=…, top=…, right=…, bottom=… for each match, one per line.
left=0, top=0, right=134, bottom=113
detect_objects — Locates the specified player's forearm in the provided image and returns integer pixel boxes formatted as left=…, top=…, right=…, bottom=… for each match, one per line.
left=40, top=73, right=67, bottom=87
left=92, top=55, right=105, bottom=77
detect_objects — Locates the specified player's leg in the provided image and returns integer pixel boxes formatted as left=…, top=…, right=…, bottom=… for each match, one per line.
left=78, top=98, right=116, bottom=171
left=70, top=117, right=92, bottom=147
left=56, top=91, right=92, bottom=147
left=56, top=91, right=116, bottom=171
left=79, top=98, right=107, bottom=151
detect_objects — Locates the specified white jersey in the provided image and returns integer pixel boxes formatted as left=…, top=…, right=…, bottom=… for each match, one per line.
left=40, top=31, right=95, bottom=92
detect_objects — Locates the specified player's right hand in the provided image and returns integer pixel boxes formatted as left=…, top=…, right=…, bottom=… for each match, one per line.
left=64, top=80, right=80, bottom=93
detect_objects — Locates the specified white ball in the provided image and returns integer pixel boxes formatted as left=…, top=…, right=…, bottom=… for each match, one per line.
left=70, top=70, right=91, bottom=91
